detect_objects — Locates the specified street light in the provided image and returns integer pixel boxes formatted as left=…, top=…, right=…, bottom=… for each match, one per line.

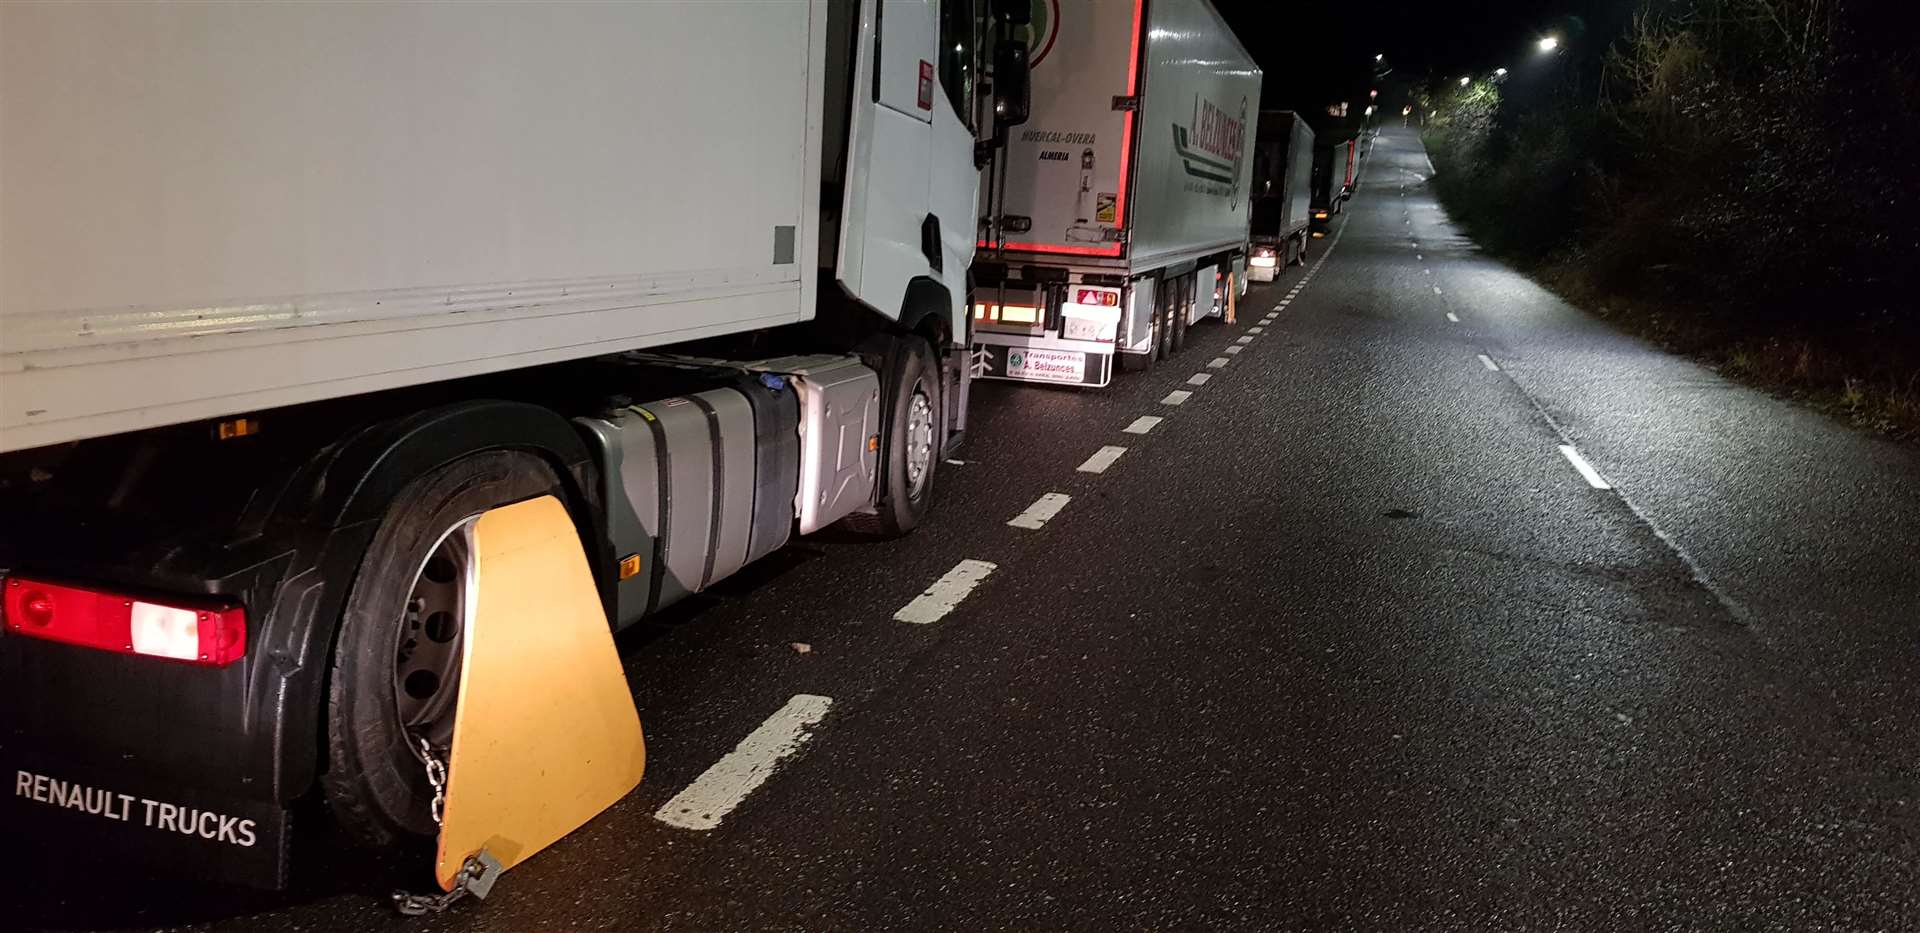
left=1375, top=53, right=1384, bottom=63
left=1537, top=35, right=1560, bottom=53
left=1459, top=76, right=1471, bottom=87
left=1494, top=67, right=1508, bottom=77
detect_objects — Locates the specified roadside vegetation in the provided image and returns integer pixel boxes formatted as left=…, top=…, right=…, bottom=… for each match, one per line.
left=1421, top=0, right=1920, bottom=438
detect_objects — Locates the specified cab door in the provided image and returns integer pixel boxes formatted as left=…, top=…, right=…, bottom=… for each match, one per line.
left=837, top=0, right=939, bottom=319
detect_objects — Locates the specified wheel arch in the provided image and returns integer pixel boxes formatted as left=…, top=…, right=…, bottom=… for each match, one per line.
left=270, top=399, right=607, bottom=802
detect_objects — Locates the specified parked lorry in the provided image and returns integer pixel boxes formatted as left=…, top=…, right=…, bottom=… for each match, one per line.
left=1309, top=135, right=1358, bottom=233
left=1247, top=112, right=1316, bottom=281
left=0, top=0, right=1029, bottom=888
left=971, top=0, right=1261, bottom=384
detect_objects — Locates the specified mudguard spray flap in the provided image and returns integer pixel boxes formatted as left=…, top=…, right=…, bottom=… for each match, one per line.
left=435, top=495, right=646, bottom=891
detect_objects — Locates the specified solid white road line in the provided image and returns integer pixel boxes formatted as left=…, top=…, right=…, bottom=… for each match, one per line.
left=895, top=559, right=999, bottom=624
left=1161, top=390, right=1193, bottom=405
left=1224, top=345, right=1243, bottom=355
left=1123, top=415, right=1164, bottom=434
left=1187, top=373, right=1212, bottom=386
left=655, top=694, right=833, bottom=830
left=1558, top=445, right=1613, bottom=490
left=1008, top=492, right=1072, bottom=530
left=1478, top=354, right=1500, bottom=371
left=1078, top=445, right=1127, bottom=473
left=1207, top=357, right=1230, bottom=368
left=1446, top=312, right=1460, bottom=322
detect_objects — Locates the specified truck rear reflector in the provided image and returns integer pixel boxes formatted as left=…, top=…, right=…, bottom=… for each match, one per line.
left=2, top=576, right=246, bottom=666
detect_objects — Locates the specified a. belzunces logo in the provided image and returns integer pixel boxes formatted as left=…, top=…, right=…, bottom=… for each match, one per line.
left=1172, top=94, right=1249, bottom=204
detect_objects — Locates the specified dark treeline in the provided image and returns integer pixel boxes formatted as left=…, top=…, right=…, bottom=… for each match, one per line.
left=1423, top=0, right=1920, bottom=432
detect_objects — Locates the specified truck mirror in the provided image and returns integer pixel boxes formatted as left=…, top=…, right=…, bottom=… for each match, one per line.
left=992, top=39, right=1031, bottom=129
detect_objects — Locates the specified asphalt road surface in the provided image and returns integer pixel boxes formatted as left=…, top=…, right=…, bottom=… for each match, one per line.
left=12, top=125, right=1920, bottom=931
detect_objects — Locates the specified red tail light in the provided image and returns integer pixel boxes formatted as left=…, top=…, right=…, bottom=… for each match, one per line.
left=2, top=576, right=246, bottom=666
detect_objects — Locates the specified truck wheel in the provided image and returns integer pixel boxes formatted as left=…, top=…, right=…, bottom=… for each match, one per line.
left=322, top=450, right=565, bottom=847
left=846, top=336, right=943, bottom=537
left=1170, top=275, right=1190, bottom=352
left=1156, top=283, right=1176, bottom=360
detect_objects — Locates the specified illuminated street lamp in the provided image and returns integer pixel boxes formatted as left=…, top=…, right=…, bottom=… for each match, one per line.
left=1537, top=35, right=1560, bottom=53
left=1459, top=76, right=1471, bottom=87
left=1494, top=67, right=1508, bottom=77
left=1370, top=88, right=1379, bottom=100
left=1375, top=53, right=1384, bottom=62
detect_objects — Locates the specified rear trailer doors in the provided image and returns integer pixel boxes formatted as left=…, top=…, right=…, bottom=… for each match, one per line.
left=986, top=0, right=1141, bottom=259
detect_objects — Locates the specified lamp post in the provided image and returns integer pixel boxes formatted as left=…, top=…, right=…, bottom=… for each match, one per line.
left=1536, top=35, right=1559, bottom=54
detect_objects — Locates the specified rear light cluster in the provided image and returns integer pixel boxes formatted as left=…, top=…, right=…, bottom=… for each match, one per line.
left=2, top=576, right=246, bottom=666
left=973, top=303, right=1041, bottom=324
left=1072, top=288, right=1120, bottom=307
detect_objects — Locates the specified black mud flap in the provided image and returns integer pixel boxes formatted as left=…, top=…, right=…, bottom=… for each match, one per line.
left=3, top=746, right=291, bottom=889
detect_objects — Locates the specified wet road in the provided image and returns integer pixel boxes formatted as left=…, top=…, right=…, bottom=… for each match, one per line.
left=12, top=125, right=1920, bottom=931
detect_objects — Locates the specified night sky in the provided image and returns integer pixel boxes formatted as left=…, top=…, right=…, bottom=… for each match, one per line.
left=1213, top=0, right=1637, bottom=129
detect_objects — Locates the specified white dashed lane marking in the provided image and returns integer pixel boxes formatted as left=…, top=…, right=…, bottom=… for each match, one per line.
left=1237, top=336, right=1255, bottom=344
left=1478, top=354, right=1500, bottom=371
left=894, top=559, right=999, bottom=623
left=1224, top=345, right=1243, bottom=355
left=1008, top=492, right=1072, bottom=530
left=1432, top=286, right=1444, bottom=295
left=1187, top=373, right=1212, bottom=386
left=1558, top=445, right=1613, bottom=490
left=1161, top=390, right=1193, bottom=405
left=1446, top=312, right=1460, bottom=322
left=1123, top=415, right=1164, bottom=434
left=1077, top=445, right=1128, bottom=474
left=655, top=694, right=833, bottom=831
left=1207, top=357, right=1230, bottom=368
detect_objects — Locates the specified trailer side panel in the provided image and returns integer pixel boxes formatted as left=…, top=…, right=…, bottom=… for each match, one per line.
left=1126, top=0, right=1262, bottom=272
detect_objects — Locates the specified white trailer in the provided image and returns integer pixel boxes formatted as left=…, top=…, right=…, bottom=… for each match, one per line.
left=0, top=0, right=1031, bottom=889
left=971, top=0, right=1261, bottom=385
left=1247, top=112, right=1317, bottom=282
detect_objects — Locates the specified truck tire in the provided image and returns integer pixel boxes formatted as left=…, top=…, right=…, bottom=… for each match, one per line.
left=845, top=336, right=943, bottom=537
left=1170, top=275, right=1190, bottom=353
left=321, top=450, right=566, bottom=847
left=1156, top=282, right=1176, bottom=360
